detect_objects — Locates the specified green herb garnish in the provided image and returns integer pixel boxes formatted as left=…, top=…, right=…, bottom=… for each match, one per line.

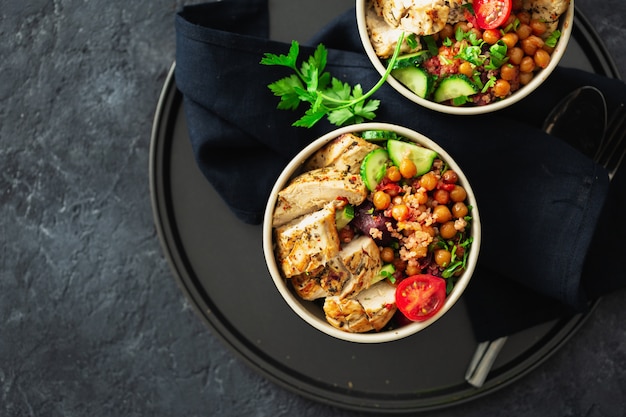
left=545, top=30, right=562, bottom=48
left=260, top=33, right=405, bottom=128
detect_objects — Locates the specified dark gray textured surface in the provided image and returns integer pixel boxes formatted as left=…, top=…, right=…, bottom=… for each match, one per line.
left=1, top=1, right=624, bottom=416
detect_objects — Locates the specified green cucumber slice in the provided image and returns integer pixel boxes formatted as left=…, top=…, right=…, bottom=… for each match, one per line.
left=360, top=130, right=401, bottom=142
left=387, top=139, right=437, bottom=177
left=360, top=148, right=389, bottom=191
left=372, top=263, right=396, bottom=285
left=391, top=66, right=433, bottom=99
left=387, top=50, right=431, bottom=70
left=433, top=74, right=478, bottom=103
left=335, top=204, right=355, bottom=230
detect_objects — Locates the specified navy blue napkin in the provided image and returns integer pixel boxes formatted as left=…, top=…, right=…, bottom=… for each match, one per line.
left=175, top=0, right=626, bottom=340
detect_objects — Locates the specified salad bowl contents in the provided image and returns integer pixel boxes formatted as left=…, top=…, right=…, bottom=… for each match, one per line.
left=356, top=0, right=574, bottom=114
left=263, top=123, right=481, bottom=343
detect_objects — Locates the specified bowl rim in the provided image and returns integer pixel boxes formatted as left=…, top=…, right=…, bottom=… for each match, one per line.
left=355, top=0, right=575, bottom=115
left=262, top=122, right=482, bottom=343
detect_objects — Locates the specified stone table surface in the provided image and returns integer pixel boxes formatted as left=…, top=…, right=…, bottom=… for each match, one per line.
left=1, top=1, right=625, bottom=416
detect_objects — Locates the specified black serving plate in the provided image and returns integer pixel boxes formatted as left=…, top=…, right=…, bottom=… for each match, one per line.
left=150, top=10, right=620, bottom=414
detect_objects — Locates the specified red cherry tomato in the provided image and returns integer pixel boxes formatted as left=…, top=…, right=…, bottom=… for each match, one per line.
left=395, top=274, right=447, bottom=322
left=473, top=0, right=512, bottom=30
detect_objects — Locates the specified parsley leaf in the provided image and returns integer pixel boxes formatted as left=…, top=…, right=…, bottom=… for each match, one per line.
left=261, top=34, right=404, bottom=128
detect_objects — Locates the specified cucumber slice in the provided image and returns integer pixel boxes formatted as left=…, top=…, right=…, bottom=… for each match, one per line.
left=433, top=74, right=478, bottom=103
left=387, top=139, right=437, bottom=177
left=360, top=148, right=389, bottom=191
left=372, top=263, right=396, bottom=285
left=360, top=130, right=401, bottom=142
left=387, top=50, right=431, bottom=70
left=335, top=205, right=355, bottom=230
left=391, top=67, right=433, bottom=99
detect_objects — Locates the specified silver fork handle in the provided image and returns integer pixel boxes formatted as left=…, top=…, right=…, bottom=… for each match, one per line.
left=465, top=336, right=508, bottom=388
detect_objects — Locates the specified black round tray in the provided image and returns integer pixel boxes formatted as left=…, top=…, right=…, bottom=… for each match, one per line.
left=149, top=11, right=620, bottom=414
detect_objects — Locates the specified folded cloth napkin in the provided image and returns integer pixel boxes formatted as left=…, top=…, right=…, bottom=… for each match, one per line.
left=175, top=0, right=626, bottom=340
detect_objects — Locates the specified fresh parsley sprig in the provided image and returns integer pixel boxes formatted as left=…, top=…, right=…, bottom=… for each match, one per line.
left=260, top=33, right=404, bottom=128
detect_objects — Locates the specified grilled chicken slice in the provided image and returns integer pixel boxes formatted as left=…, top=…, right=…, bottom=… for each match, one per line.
left=304, top=133, right=381, bottom=173
left=366, top=3, right=419, bottom=58
left=290, top=258, right=351, bottom=300
left=372, top=0, right=467, bottom=36
left=272, top=166, right=368, bottom=227
left=324, top=280, right=398, bottom=333
left=290, top=236, right=382, bottom=300
left=523, top=0, right=570, bottom=32
left=337, top=235, right=383, bottom=299
left=274, top=203, right=341, bottom=278
left=367, top=0, right=468, bottom=57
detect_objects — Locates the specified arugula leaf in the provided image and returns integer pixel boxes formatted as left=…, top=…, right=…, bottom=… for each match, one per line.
left=261, top=34, right=404, bottom=128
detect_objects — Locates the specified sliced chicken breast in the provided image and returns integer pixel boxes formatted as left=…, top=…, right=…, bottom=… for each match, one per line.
left=290, top=258, right=351, bottom=300
left=304, top=133, right=380, bottom=173
left=523, top=0, right=570, bottom=32
left=272, top=166, right=368, bottom=227
left=367, top=0, right=468, bottom=57
left=274, top=203, right=341, bottom=278
left=324, top=280, right=398, bottom=333
left=337, top=235, right=383, bottom=299
left=366, top=3, right=420, bottom=58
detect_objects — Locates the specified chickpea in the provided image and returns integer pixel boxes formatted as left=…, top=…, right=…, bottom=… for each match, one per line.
left=520, top=56, right=536, bottom=73
left=399, top=158, right=417, bottom=178
left=517, top=11, right=531, bottom=25
left=433, top=189, right=450, bottom=205
left=493, top=79, right=511, bottom=97
left=439, top=221, right=457, bottom=239
left=423, top=225, right=436, bottom=237
left=503, top=14, right=517, bottom=28
left=470, top=27, right=482, bottom=40
left=451, top=201, right=469, bottom=218
left=500, top=32, right=519, bottom=49
left=534, top=49, right=551, bottom=69
left=386, top=165, right=401, bottom=182
left=391, top=204, right=410, bottom=221
left=373, top=190, right=391, bottom=210
left=500, top=64, right=518, bottom=81
left=439, top=23, right=455, bottom=41
left=459, top=61, right=474, bottom=77
left=414, top=245, right=428, bottom=258
left=507, top=46, right=524, bottom=65
left=414, top=190, right=428, bottom=205
left=454, top=21, right=470, bottom=33
left=419, top=171, right=438, bottom=191
left=449, top=185, right=467, bottom=202
left=442, top=170, right=459, bottom=184
left=381, top=247, right=395, bottom=263
left=406, top=264, right=420, bottom=276
left=433, top=205, right=452, bottom=223
left=516, top=23, right=532, bottom=40
left=434, top=249, right=452, bottom=267
left=482, top=28, right=501, bottom=45
left=519, top=71, right=534, bottom=85
left=521, top=35, right=544, bottom=56
left=530, top=19, right=547, bottom=36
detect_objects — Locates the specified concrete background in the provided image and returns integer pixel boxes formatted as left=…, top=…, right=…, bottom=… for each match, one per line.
left=1, top=1, right=624, bottom=416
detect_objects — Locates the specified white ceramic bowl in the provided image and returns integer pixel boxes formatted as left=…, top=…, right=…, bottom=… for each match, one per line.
left=356, top=0, right=575, bottom=115
left=263, top=123, right=481, bottom=343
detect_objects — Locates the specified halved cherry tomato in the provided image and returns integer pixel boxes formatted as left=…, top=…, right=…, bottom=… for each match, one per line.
left=395, top=274, right=447, bottom=321
left=473, top=0, right=512, bottom=30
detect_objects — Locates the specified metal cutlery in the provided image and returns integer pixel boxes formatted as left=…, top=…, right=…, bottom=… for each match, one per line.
left=465, top=85, right=612, bottom=389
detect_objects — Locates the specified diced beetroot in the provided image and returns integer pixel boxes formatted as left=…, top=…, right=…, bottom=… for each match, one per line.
left=352, top=201, right=395, bottom=245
